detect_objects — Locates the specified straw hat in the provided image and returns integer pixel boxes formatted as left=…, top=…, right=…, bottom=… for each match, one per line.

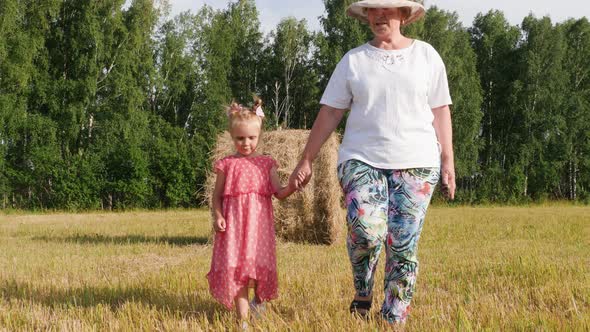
left=346, top=0, right=426, bottom=26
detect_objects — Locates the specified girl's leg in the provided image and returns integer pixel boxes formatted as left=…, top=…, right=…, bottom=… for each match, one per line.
left=234, top=285, right=249, bottom=320
left=338, top=160, right=389, bottom=301
left=249, top=281, right=266, bottom=318
left=381, top=167, right=439, bottom=323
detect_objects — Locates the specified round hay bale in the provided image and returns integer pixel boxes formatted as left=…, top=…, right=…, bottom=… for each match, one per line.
left=205, top=129, right=344, bottom=244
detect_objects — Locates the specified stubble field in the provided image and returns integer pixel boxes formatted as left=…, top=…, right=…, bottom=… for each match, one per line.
left=0, top=206, right=588, bottom=331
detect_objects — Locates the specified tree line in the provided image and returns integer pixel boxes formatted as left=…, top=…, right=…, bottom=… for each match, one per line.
left=0, top=0, right=588, bottom=210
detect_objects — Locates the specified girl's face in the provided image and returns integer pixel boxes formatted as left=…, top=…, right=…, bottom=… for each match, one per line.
left=231, top=121, right=261, bottom=157
left=367, top=7, right=404, bottom=37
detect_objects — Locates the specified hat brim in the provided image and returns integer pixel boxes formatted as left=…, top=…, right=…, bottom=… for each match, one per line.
left=346, top=0, right=425, bottom=26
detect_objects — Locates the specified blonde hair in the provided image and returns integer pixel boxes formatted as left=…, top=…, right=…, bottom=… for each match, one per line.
left=226, top=97, right=264, bottom=132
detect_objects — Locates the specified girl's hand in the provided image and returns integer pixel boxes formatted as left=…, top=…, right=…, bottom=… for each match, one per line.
left=289, top=158, right=312, bottom=190
left=214, top=217, right=226, bottom=232
left=286, top=178, right=298, bottom=192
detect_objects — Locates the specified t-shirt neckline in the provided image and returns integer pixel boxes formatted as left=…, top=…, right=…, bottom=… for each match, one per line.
left=365, top=39, right=416, bottom=53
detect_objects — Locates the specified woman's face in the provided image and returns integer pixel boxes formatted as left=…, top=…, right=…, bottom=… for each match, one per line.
left=367, top=7, right=404, bottom=37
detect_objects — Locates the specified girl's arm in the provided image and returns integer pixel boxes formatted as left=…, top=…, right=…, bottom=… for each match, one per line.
left=271, top=166, right=297, bottom=200
left=432, top=104, right=455, bottom=200
left=212, top=171, right=227, bottom=232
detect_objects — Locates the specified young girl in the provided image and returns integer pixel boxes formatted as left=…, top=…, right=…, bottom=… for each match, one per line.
left=207, top=98, right=297, bottom=324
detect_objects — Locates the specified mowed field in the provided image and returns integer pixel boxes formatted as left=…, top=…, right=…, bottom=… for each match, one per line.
left=0, top=206, right=588, bottom=331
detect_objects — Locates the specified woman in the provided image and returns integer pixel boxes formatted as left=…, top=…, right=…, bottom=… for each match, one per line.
left=289, top=0, right=456, bottom=324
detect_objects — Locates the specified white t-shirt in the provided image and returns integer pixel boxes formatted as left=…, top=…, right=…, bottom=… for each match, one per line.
left=320, top=40, right=452, bottom=169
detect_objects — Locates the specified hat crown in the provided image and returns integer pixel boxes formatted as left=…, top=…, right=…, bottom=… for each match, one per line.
left=351, top=0, right=424, bottom=5
left=346, top=0, right=427, bottom=25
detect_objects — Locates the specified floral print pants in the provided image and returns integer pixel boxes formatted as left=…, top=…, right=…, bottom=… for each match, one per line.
left=338, top=159, right=440, bottom=323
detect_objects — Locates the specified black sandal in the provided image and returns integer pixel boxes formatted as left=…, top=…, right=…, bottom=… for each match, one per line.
left=349, top=300, right=372, bottom=318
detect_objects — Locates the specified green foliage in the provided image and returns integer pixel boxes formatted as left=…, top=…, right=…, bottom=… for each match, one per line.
left=513, top=15, right=568, bottom=199
left=469, top=11, right=523, bottom=202
left=261, top=18, right=320, bottom=128
left=0, top=1, right=588, bottom=209
left=318, top=0, right=371, bottom=85
left=419, top=7, right=483, bottom=201
left=560, top=18, right=590, bottom=200
left=146, top=117, right=195, bottom=207
left=226, top=0, right=264, bottom=102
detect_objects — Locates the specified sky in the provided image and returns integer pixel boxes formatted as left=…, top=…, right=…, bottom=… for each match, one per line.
left=166, top=0, right=590, bottom=34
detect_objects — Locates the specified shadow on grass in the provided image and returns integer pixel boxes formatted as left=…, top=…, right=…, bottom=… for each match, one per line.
left=32, top=234, right=210, bottom=246
left=0, top=279, right=224, bottom=321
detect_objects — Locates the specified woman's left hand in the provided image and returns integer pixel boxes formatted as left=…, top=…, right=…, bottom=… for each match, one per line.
left=440, top=163, right=455, bottom=200
left=432, top=105, right=455, bottom=200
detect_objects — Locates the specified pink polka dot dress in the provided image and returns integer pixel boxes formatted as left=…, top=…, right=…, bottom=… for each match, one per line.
left=207, top=154, right=279, bottom=309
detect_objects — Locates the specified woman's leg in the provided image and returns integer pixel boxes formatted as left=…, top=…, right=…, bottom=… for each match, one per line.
left=339, top=159, right=389, bottom=301
left=381, top=167, right=439, bottom=323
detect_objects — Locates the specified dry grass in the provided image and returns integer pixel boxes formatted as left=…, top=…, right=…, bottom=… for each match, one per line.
left=0, top=207, right=589, bottom=331
left=206, top=130, right=344, bottom=244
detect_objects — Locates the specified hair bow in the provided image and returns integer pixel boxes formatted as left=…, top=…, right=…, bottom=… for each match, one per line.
left=254, top=105, right=265, bottom=118
left=252, top=97, right=264, bottom=118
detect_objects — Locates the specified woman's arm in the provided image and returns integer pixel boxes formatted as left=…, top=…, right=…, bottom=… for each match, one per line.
left=271, top=166, right=297, bottom=200
left=212, top=172, right=227, bottom=231
left=289, top=105, right=347, bottom=189
left=432, top=105, right=455, bottom=200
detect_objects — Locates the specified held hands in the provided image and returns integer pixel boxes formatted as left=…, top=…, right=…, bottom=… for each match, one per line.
left=440, top=163, right=456, bottom=200
left=289, top=158, right=313, bottom=190
left=214, top=216, right=226, bottom=232
left=286, top=177, right=299, bottom=192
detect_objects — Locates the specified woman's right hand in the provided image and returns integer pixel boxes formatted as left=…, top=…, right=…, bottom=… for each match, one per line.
left=290, top=158, right=313, bottom=190
left=214, top=217, right=226, bottom=232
